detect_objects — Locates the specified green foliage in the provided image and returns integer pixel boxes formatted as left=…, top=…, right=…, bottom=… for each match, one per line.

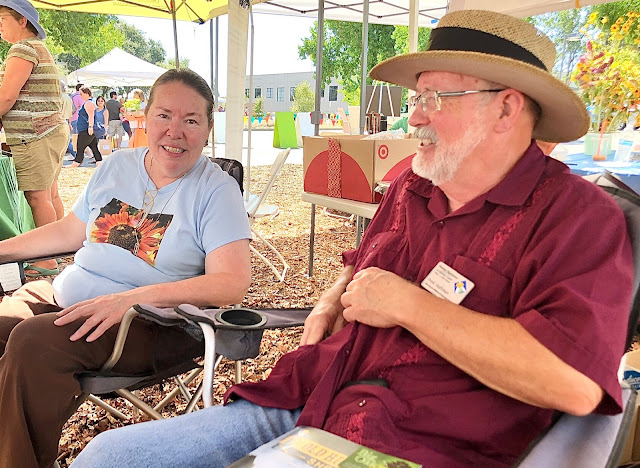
left=253, top=96, right=264, bottom=117
left=299, top=20, right=396, bottom=105
left=0, top=11, right=167, bottom=79
left=160, top=57, right=191, bottom=69
left=298, top=20, right=431, bottom=105
left=116, top=21, right=165, bottom=64
left=530, top=9, right=586, bottom=79
left=290, top=80, right=315, bottom=113
left=593, top=0, right=640, bottom=40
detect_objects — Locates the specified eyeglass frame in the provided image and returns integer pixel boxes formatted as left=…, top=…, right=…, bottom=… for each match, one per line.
left=409, top=89, right=505, bottom=114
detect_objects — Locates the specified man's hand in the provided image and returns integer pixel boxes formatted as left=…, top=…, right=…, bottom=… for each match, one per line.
left=88, top=127, right=93, bottom=136
left=300, top=301, right=347, bottom=346
left=341, top=267, right=419, bottom=328
left=54, top=293, right=134, bottom=342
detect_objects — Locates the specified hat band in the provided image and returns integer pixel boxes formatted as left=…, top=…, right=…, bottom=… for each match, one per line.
left=428, top=27, right=547, bottom=71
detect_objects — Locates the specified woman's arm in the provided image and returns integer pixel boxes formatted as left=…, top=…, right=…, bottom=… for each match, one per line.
left=103, top=109, right=109, bottom=128
left=0, top=56, right=34, bottom=117
left=0, top=212, right=87, bottom=262
left=54, top=239, right=252, bottom=342
left=85, top=100, right=96, bottom=134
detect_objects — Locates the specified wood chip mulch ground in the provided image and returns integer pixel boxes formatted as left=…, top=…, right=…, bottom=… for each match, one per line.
left=53, top=161, right=356, bottom=466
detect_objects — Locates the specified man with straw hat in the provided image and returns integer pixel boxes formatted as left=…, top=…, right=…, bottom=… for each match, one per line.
left=75, top=10, right=633, bottom=468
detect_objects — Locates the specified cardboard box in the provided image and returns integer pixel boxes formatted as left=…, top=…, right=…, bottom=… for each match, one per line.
left=303, top=135, right=418, bottom=203
left=98, top=139, right=112, bottom=157
left=619, top=349, right=640, bottom=464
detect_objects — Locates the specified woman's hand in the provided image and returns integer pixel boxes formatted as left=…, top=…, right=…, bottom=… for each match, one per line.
left=54, top=293, right=135, bottom=342
left=88, top=127, right=93, bottom=136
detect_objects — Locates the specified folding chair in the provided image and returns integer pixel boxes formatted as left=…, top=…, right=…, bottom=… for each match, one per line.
left=245, top=148, right=291, bottom=282
left=513, top=171, right=640, bottom=467
left=76, top=304, right=311, bottom=420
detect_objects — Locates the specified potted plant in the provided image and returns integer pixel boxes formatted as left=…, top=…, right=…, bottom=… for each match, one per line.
left=572, top=12, right=640, bottom=160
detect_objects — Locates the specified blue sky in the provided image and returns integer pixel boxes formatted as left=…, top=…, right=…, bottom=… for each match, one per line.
left=120, top=13, right=316, bottom=96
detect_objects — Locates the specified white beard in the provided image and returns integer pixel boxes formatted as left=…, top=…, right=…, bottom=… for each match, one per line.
left=412, top=115, right=487, bottom=186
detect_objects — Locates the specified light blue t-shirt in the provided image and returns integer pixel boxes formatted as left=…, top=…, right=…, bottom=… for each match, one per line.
left=53, top=147, right=251, bottom=308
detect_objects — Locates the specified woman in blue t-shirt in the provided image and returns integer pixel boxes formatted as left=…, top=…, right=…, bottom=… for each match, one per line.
left=94, top=95, right=108, bottom=140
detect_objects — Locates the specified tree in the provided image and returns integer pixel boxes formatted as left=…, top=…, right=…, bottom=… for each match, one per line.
left=160, top=57, right=191, bottom=69
left=253, top=96, right=264, bottom=117
left=290, top=80, right=315, bottom=113
left=299, top=20, right=431, bottom=105
left=115, top=21, right=166, bottom=65
left=299, top=20, right=397, bottom=105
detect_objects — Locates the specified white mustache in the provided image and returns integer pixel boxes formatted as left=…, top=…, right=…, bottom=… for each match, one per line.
left=413, top=126, right=438, bottom=144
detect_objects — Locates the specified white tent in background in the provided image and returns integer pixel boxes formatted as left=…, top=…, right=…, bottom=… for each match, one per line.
left=67, top=48, right=167, bottom=87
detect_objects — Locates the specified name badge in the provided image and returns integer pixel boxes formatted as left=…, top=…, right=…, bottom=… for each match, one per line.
left=421, top=261, right=475, bottom=305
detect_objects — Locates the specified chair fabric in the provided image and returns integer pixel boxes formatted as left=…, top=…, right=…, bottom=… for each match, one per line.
left=514, top=171, right=640, bottom=467
left=211, top=157, right=244, bottom=195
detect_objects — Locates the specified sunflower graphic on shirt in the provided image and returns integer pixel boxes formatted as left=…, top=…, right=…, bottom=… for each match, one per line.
left=89, top=198, right=173, bottom=266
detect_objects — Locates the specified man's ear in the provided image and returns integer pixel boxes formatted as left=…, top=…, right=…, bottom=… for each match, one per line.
left=493, top=89, right=527, bottom=134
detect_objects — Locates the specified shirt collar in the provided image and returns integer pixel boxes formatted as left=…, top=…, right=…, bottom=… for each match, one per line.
left=406, top=140, right=553, bottom=208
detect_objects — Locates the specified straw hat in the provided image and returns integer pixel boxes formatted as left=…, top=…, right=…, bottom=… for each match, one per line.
left=369, top=10, right=588, bottom=143
left=0, top=0, right=46, bottom=39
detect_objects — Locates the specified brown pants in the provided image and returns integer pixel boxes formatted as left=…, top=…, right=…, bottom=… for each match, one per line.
left=0, top=281, right=203, bottom=468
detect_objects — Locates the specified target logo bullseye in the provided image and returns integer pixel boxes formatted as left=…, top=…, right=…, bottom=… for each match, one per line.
left=378, top=145, right=389, bottom=159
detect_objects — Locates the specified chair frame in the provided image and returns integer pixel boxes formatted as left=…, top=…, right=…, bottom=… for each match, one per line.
left=245, top=148, right=291, bottom=282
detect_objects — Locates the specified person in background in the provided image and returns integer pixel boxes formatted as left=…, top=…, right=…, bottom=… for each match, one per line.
left=94, top=95, right=108, bottom=141
left=69, top=87, right=101, bottom=168
left=119, top=96, right=132, bottom=139
left=106, top=91, right=124, bottom=149
left=59, top=80, right=76, bottom=161
left=132, top=88, right=146, bottom=110
left=389, top=115, right=408, bottom=133
left=0, top=0, right=69, bottom=277
left=70, top=82, right=84, bottom=134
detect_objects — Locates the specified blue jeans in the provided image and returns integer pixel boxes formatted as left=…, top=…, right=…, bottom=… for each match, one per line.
left=71, top=400, right=301, bottom=467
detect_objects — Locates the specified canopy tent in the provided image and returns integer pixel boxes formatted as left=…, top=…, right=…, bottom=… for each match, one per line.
left=449, top=0, right=612, bottom=17
left=67, top=48, right=168, bottom=87
left=30, top=0, right=237, bottom=65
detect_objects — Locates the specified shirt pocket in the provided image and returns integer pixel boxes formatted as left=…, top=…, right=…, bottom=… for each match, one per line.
left=451, top=255, right=510, bottom=317
left=357, top=231, right=407, bottom=274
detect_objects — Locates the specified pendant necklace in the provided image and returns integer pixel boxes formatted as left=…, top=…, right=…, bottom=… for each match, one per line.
left=133, top=152, right=186, bottom=256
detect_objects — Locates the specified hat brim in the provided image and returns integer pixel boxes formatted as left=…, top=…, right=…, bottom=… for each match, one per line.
left=370, top=50, right=589, bottom=143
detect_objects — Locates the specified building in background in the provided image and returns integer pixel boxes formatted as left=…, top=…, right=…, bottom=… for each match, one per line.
left=245, top=72, right=348, bottom=114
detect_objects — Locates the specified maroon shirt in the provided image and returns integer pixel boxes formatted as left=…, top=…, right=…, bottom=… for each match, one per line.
left=226, top=142, right=633, bottom=467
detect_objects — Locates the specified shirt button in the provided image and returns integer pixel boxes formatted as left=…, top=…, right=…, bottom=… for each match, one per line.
left=358, top=399, right=366, bottom=407
left=372, top=242, right=377, bottom=248
left=304, top=387, right=311, bottom=395
left=436, top=221, right=444, bottom=228
left=345, top=349, right=350, bottom=355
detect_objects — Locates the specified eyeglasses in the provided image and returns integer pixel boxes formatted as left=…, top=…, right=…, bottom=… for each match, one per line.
left=409, top=89, right=505, bottom=114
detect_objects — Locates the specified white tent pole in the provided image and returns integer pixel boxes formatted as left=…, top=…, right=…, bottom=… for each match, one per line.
left=409, top=0, right=418, bottom=53
left=313, top=0, right=324, bottom=137
left=359, top=0, right=369, bottom=134
left=171, top=0, right=179, bottom=68
left=246, top=5, right=254, bottom=200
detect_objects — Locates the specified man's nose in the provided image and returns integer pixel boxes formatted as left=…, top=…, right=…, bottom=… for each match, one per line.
left=408, top=106, right=430, bottom=128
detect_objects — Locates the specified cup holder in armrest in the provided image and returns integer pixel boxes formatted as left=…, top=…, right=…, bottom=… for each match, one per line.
left=215, top=308, right=267, bottom=329
left=213, top=308, right=267, bottom=360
